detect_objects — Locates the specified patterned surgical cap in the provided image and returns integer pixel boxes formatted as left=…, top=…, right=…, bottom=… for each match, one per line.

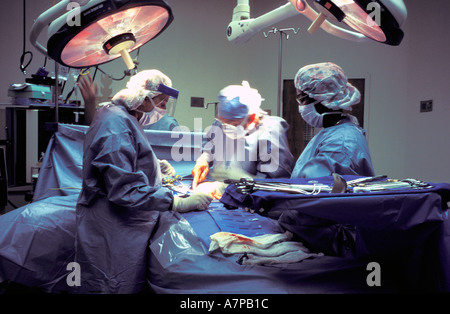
left=295, top=62, right=360, bottom=110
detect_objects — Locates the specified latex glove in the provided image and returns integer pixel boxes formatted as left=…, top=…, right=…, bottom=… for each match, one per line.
left=159, top=159, right=176, bottom=177
left=191, top=160, right=209, bottom=189
left=211, top=182, right=228, bottom=200
left=192, top=181, right=228, bottom=200
left=172, top=193, right=213, bottom=213
left=210, top=166, right=253, bottom=182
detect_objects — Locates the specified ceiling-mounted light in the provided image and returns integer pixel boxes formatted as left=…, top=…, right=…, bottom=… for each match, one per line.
left=305, top=0, right=405, bottom=45
left=227, top=0, right=406, bottom=46
left=30, top=0, right=174, bottom=69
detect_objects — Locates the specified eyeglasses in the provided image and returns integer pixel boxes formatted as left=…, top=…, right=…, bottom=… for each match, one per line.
left=296, top=94, right=308, bottom=103
left=296, top=91, right=316, bottom=105
left=215, top=118, right=245, bottom=129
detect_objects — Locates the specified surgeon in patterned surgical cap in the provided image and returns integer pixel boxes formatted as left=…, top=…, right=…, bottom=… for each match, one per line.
left=291, top=62, right=375, bottom=178
left=75, top=74, right=212, bottom=294
left=279, top=62, right=376, bottom=259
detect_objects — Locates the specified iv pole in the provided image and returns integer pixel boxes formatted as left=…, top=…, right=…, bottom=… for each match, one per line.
left=53, top=62, right=60, bottom=123
left=264, top=27, right=299, bottom=117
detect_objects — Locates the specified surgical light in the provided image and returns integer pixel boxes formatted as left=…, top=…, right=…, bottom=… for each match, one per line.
left=30, top=0, right=174, bottom=70
left=227, top=0, right=406, bottom=46
left=301, top=0, right=405, bottom=45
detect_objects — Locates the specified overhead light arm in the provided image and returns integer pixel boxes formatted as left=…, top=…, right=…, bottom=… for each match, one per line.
left=227, top=2, right=301, bottom=44
left=30, top=0, right=89, bottom=56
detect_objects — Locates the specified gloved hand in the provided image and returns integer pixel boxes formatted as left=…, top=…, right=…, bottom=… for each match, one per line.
left=159, top=159, right=176, bottom=177
left=172, top=193, right=213, bottom=213
left=78, top=74, right=98, bottom=125
left=191, top=160, right=209, bottom=189
left=210, top=166, right=253, bottom=182
left=211, top=182, right=228, bottom=200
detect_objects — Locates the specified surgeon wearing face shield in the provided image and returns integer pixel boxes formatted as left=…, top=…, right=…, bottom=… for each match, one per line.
left=81, top=69, right=179, bottom=131
left=191, top=81, right=295, bottom=188
left=125, top=69, right=180, bottom=131
left=80, top=70, right=179, bottom=178
left=75, top=81, right=212, bottom=294
left=291, top=62, right=375, bottom=179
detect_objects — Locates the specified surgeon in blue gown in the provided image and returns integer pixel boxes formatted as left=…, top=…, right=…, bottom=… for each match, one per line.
left=75, top=77, right=212, bottom=294
left=280, top=62, right=375, bottom=258
left=191, top=81, right=294, bottom=188
left=291, top=62, right=375, bottom=178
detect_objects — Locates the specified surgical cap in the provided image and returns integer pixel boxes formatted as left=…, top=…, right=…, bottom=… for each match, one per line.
left=112, top=69, right=175, bottom=111
left=218, top=81, right=263, bottom=120
left=111, top=88, right=148, bottom=111
left=126, top=69, right=173, bottom=99
left=295, top=62, right=360, bottom=110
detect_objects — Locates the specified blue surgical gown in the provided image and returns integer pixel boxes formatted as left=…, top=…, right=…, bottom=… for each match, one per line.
left=144, top=114, right=179, bottom=131
left=75, top=104, right=174, bottom=294
left=291, top=119, right=375, bottom=178
left=201, top=115, right=294, bottom=178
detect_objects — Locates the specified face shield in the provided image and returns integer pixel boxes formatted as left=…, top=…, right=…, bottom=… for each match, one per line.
left=157, top=82, right=179, bottom=117
left=137, top=83, right=179, bottom=127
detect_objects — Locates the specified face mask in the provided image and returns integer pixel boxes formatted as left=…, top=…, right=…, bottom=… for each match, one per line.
left=298, top=102, right=323, bottom=128
left=223, top=124, right=247, bottom=140
left=137, top=98, right=167, bottom=127
left=217, top=118, right=248, bottom=140
left=136, top=109, right=151, bottom=126
left=154, top=106, right=167, bottom=118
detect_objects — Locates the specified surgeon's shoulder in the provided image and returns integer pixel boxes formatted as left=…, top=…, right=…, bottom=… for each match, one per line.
left=94, top=105, right=134, bottom=130
left=339, top=121, right=367, bottom=136
left=260, top=114, right=289, bottom=130
left=166, top=115, right=180, bottom=128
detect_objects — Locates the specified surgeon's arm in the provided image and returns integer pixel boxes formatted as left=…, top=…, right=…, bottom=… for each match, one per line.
left=191, top=153, right=210, bottom=189
left=79, top=74, right=98, bottom=126
left=294, top=150, right=357, bottom=178
left=92, top=131, right=174, bottom=212
left=172, top=193, right=212, bottom=212
left=257, top=119, right=295, bottom=178
left=93, top=131, right=212, bottom=212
